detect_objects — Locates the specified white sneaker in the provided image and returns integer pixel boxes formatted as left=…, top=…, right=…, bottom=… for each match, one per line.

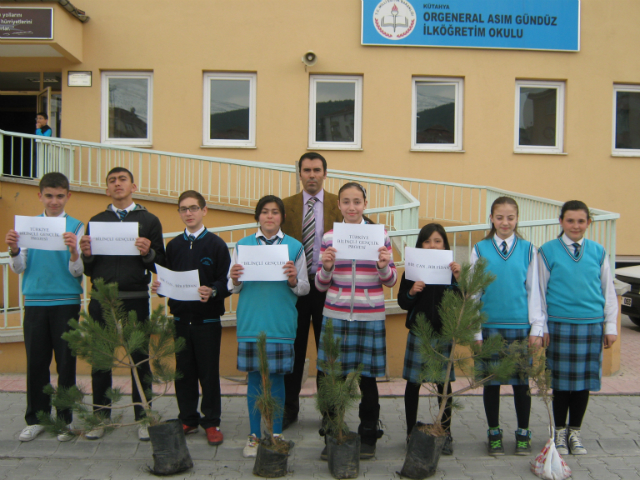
left=19, top=424, right=45, bottom=442
left=243, top=434, right=259, bottom=458
left=568, top=428, right=587, bottom=455
left=554, top=427, right=568, bottom=455
left=138, top=425, right=150, bottom=441
left=57, top=424, right=74, bottom=442
left=85, top=427, right=105, bottom=440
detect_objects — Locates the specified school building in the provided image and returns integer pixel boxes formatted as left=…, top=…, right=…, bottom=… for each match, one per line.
left=0, top=0, right=635, bottom=378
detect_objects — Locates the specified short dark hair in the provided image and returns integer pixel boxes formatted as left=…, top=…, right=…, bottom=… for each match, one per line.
left=106, top=167, right=134, bottom=183
left=558, top=200, right=591, bottom=238
left=178, top=190, right=206, bottom=208
left=254, top=195, right=285, bottom=225
left=298, top=152, right=327, bottom=173
left=37, top=112, right=48, bottom=120
left=39, top=172, right=69, bottom=192
left=415, top=223, right=450, bottom=250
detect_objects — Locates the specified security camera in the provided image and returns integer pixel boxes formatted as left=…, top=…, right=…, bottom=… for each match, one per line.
left=302, top=51, right=317, bottom=67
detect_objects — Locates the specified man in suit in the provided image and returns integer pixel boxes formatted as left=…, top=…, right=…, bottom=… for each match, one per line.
left=281, top=152, right=342, bottom=429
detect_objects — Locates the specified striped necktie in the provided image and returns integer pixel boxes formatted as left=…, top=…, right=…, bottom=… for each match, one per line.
left=188, top=234, right=196, bottom=242
left=501, top=241, right=508, bottom=255
left=260, top=236, right=275, bottom=245
left=572, top=242, right=581, bottom=258
left=117, top=209, right=127, bottom=220
left=302, top=197, right=318, bottom=274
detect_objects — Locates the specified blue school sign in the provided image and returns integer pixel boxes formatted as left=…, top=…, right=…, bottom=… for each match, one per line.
left=361, top=0, right=580, bottom=52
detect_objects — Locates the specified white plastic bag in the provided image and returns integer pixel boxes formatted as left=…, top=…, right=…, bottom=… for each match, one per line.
left=530, top=437, right=572, bottom=480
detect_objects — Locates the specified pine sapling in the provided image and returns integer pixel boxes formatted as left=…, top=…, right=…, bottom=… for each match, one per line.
left=253, top=332, right=280, bottom=446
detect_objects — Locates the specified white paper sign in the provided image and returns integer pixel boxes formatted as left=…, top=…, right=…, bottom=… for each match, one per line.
left=155, top=264, right=201, bottom=301
left=237, top=244, right=288, bottom=282
left=404, top=248, right=453, bottom=285
left=15, top=215, right=66, bottom=251
left=333, top=223, right=385, bottom=261
left=89, top=221, right=139, bottom=256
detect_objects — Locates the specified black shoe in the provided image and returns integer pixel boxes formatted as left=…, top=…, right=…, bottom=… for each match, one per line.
left=441, top=433, right=453, bottom=456
left=320, top=445, right=328, bottom=461
left=282, top=414, right=298, bottom=431
left=358, top=419, right=383, bottom=460
left=360, top=442, right=376, bottom=459
left=487, top=429, right=504, bottom=456
left=515, top=431, right=531, bottom=456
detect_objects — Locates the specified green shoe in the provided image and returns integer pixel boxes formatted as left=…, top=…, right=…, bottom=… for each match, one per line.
left=487, top=429, right=504, bottom=456
left=515, top=430, right=532, bottom=455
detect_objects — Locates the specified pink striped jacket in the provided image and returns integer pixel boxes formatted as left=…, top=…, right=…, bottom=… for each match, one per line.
left=315, top=229, right=397, bottom=321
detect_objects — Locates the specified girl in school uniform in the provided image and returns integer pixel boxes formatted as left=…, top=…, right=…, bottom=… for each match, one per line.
left=398, top=223, right=461, bottom=455
left=539, top=200, right=617, bottom=455
left=316, top=182, right=397, bottom=459
left=471, top=196, right=544, bottom=456
left=228, top=195, right=310, bottom=458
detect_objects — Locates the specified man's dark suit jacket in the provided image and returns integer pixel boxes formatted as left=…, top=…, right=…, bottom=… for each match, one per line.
left=281, top=190, right=342, bottom=243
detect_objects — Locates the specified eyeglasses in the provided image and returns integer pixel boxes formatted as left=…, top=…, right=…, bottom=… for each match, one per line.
left=178, top=206, right=202, bottom=213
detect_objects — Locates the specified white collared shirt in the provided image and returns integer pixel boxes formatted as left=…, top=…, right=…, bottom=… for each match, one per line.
left=9, top=210, right=84, bottom=277
left=185, top=225, right=206, bottom=239
left=227, top=228, right=310, bottom=296
left=538, top=234, right=618, bottom=335
left=110, top=202, right=136, bottom=218
left=470, top=233, right=544, bottom=340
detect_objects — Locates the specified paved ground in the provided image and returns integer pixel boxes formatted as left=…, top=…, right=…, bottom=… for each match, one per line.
left=0, top=316, right=639, bottom=479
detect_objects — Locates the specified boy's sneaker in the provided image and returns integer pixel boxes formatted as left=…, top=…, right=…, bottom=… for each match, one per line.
left=554, top=427, right=568, bottom=455
left=568, top=428, right=587, bottom=455
left=57, top=424, right=74, bottom=442
left=515, top=429, right=532, bottom=455
left=138, top=425, right=150, bottom=442
left=183, top=424, right=198, bottom=435
left=206, top=426, right=223, bottom=446
left=243, top=434, right=259, bottom=458
left=85, top=427, right=105, bottom=440
left=19, top=424, right=45, bottom=442
left=441, top=433, right=453, bottom=456
left=487, top=428, right=504, bottom=456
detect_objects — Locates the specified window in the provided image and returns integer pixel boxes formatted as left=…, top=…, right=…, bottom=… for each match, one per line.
left=411, top=77, right=463, bottom=151
left=203, top=73, right=256, bottom=148
left=613, top=84, right=640, bottom=156
left=309, top=75, right=362, bottom=150
left=101, top=72, right=153, bottom=146
left=514, top=80, right=565, bottom=154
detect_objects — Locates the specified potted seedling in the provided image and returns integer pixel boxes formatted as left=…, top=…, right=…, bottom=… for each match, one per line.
left=316, top=318, right=363, bottom=480
left=39, top=279, right=193, bottom=476
left=252, top=332, right=294, bottom=478
left=401, top=258, right=519, bottom=479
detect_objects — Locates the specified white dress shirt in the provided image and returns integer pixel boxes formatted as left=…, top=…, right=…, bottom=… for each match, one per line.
left=9, top=211, right=84, bottom=278
left=538, top=234, right=618, bottom=336
left=227, top=228, right=310, bottom=296
left=470, top=233, right=544, bottom=341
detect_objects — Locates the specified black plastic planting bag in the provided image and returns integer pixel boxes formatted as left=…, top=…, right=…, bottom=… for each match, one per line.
left=400, top=423, right=446, bottom=479
left=253, top=439, right=292, bottom=478
left=147, top=419, right=193, bottom=476
left=326, top=433, right=360, bottom=479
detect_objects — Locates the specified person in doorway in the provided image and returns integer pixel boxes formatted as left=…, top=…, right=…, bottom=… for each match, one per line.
left=5, top=172, right=83, bottom=443
left=281, top=152, right=342, bottom=430
left=79, top=167, right=165, bottom=442
left=35, top=112, right=52, bottom=137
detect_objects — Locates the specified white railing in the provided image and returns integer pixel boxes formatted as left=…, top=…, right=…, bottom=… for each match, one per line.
left=0, top=128, right=619, bottom=331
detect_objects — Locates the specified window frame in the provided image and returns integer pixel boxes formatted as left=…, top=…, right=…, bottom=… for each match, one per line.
left=101, top=71, right=153, bottom=146
left=202, top=72, right=257, bottom=148
left=308, top=75, right=362, bottom=150
left=411, top=77, right=464, bottom=152
left=514, top=80, right=565, bottom=154
left=612, top=84, right=640, bottom=157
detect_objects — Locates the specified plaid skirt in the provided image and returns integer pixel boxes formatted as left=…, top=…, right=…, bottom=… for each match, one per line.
left=402, top=331, right=456, bottom=384
left=317, top=317, right=386, bottom=378
left=236, top=341, right=294, bottom=375
left=478, top=328, right=530, bottom=386
left=547, top=321, right=603, bottom=392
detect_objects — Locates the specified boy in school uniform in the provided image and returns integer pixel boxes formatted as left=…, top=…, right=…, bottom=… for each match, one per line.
left=79, top=167, right=165, bottom=441
left=151, top=190, right=231, bottom=445
left=5, top=172, right=83, bottom=442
